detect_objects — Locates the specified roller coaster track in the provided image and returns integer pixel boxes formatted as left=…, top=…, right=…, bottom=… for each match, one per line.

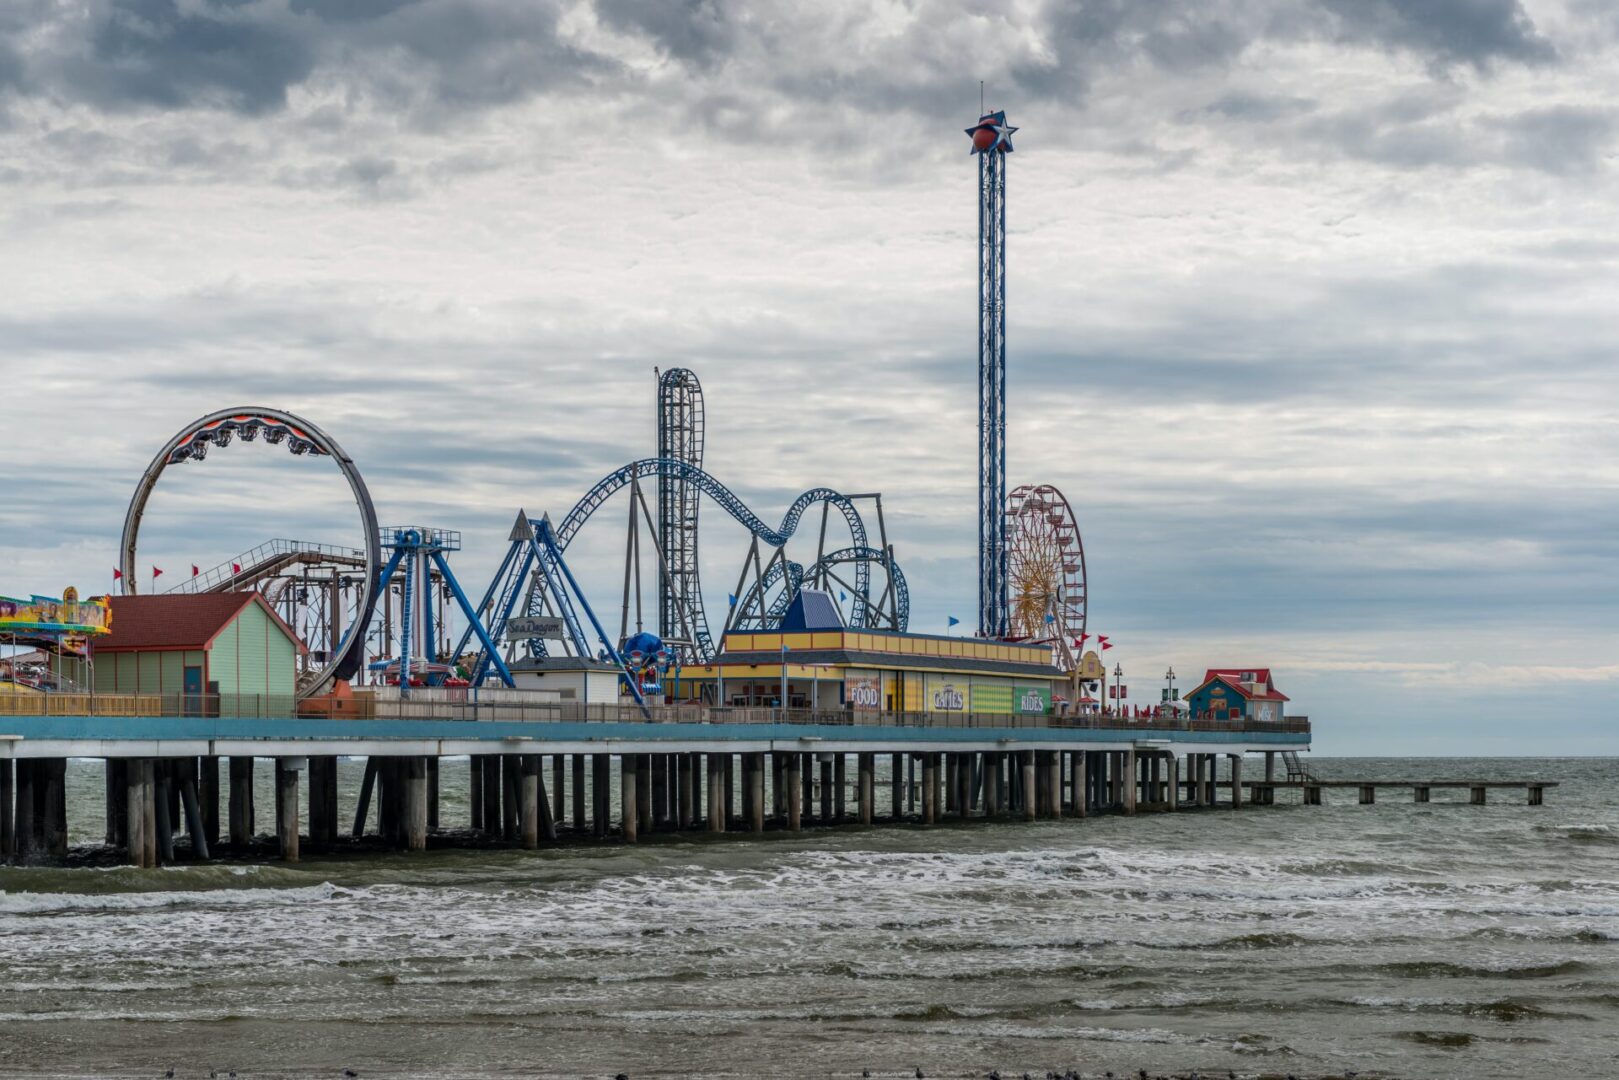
left=758, top=546, right=910, bottom=629
left=531, top=457, right=891, bottom=662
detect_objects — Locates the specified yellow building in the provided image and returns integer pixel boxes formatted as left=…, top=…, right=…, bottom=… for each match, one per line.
left=674, top=628, right=1064, bottom=716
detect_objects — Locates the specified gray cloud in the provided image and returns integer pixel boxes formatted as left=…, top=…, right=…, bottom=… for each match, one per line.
left=1320, top=0, right=1554, bottom=69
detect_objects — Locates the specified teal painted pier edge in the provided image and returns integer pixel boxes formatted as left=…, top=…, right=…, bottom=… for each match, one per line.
left=0, top=710, right=1320, bottom=869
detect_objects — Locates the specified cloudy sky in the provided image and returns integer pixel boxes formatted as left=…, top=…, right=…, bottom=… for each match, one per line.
left=1, top=0, right=1616, bottom=754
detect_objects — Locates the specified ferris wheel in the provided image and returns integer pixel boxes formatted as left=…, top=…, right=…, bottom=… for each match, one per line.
left=1005, top=483, right=1087, bottom=670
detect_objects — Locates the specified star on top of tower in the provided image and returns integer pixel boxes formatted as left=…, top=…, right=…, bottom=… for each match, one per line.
left=966, top=110, right=1017, bottom=154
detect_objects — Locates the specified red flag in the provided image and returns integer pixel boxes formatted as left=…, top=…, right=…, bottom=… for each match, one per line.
left=112, top=568, right=123, bottom=581
left=1101, top=640, right=1114, bottom=650
left=1076, top=632, right=1090, bottom=646
left=232, top=562, right=242, bottom=575
left=152, top=566, right=163, bottom=580
left=192, top=564, right=200, bottom=577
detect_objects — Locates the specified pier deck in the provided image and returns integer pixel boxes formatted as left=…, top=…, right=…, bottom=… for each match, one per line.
left=0, top=702, right=1530, bottom=867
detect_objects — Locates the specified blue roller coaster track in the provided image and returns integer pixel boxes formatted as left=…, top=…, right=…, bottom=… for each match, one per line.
left=529, top=457, right=907, bottom=661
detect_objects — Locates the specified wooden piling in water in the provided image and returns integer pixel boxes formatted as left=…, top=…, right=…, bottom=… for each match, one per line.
left=0, top=758, right=12, bottom=860
left=677, top=753, right=694, bottom=829
left=707, top=753, right=726, bottom=833
left=199, top=756, right=220, bottom=849
left=469, top=755, right=484, bottom=831
left=551, top=756, right=565, bottom=828
left=127, top=759, right=156, bottom=868
left=351, top=757, right=376, bottom=838
left=275, top=759, right=300, bottom=862
left=179, top=770, right=211, bottom=861
left=1231, top=754, right=1243, bottom=809
left=519, top=755, right=540, bottom=850
left=592, top=754, right=610, bottom=837
left=229, top=757, right=255, bottom=847
left=786, top=752, right=803, bottom=831
left=636, top=754, right=653, bottom=836
left=573, top=754, right=587, bottom=832
left=154, top=763, right=176, bottom=865
left=857, top=753, right=874, bottom=826
left=748, top=752, right=766, bottom=833
left=1124, top=749, right=1137, bottom=816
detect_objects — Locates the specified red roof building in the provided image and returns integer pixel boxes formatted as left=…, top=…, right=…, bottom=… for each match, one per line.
left=94, top=593, right=305, bottom=706
left=1184, top=667, right=1290, bottom=722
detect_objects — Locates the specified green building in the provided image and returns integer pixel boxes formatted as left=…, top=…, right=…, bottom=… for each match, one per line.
left=93, top=593, right=305, bottom=712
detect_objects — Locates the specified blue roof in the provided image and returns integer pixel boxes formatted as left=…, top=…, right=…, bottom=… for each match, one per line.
left=780, top=589, right=844, bottom=631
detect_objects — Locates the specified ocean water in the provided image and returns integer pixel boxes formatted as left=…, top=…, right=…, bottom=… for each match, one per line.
left=0, top=756, right=1614, bottom=1079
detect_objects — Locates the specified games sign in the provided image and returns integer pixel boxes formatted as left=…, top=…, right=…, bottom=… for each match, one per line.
left=930, top=683, right=965, bottom=711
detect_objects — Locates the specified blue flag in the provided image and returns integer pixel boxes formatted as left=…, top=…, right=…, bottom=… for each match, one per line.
left=947, top=615, right=960, bottom=627
left=839, top=590, right=848, bottom=603
left=728, top=593, right=737, bottom=606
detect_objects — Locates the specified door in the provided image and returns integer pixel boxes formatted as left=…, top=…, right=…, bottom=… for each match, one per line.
left=183, top=665, right=204, bottom=717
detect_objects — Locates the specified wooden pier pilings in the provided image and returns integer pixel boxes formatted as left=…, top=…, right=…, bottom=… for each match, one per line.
left=0, top=715, right=1551, bottom=868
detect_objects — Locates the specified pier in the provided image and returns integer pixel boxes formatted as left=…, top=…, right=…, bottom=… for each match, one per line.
left=1247, top=779, right=1557, bottom=806
left=1, top=697, right=1319, bottom=866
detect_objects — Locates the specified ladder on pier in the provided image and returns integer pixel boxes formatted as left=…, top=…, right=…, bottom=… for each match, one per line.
left=1282, top=750, right=1316, bottom=782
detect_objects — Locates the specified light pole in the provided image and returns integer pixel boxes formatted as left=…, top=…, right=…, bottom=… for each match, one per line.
left=1164, top=665, right=1176, bottom=715
left=780, top=643, right=789, bottom=717
left=1113, top=662, right=1124, bottom=718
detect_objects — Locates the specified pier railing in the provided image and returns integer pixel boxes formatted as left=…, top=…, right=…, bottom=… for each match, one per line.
left=0, top=691, right=1309, bottom=736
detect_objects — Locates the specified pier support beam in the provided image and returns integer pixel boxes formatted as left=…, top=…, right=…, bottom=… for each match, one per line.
left=983, top=753, right=1000, bottom=818
left=593, top=754, right=610, bottom=838
left=519, top=755, right=540, bottom=850
left=1303, top=783, right=1322, bottom=806
left=573, top=755, right=587, bottom=832
left=1045, top=751, right=1061, bottom=819
left=127, top=759, right=157, bottom=868
left=1471, top=785, right=1487, bottom=805
left=154, top=763, right=175, bottom=865
left=199, top=757, right=220, bottom=851
left=228, top=757, right=254, bottom=848
left=1231, top=755, right=1243, bottom=810
left=1020, top=751, right=1036, bottom=823
left=786, top=752, right=802, bottom=831
left=1167, top=755, right=1180, bottom=811
left=404, top=756, right=428, bottom=851
left=1124, top=749, right=1137, bottom=816
left=275, top=759, right=301, bottom=863
left=179, top=769, right=211, bottom=861
left=351, top=758, right=377, bottom=838
left=819, top=756, right=834, bottom=823
left=1528, top=784, right=1544, bottom=806
left=890, top=753, right=903, bottom=820
left=1359, top=784, right=1375, bottom=805
left=677, top=754, right=694, bottom=829
left=707, top=753, right=726, bottom=834
left=0, top=759, right=11, bottom=861
left=857, top=753, right=874, bottom=826
left=748, top=752, right=766, bottom=833
left=1415, top=785, right=1430, bottom=803
left=621, top=755, right=638, bottom=843
left=428, top=757, right=440, bottom=832
left=922, top=754, right=939, bottom=825
left=307, top=756, right=337, bottom=851
left=637, top=754, right=653, bottom=837
left=834, top=754, right=847, bottom=823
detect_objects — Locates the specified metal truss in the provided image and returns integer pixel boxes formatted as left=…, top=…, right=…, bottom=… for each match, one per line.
left=978, top=145, right=1009, bottom=639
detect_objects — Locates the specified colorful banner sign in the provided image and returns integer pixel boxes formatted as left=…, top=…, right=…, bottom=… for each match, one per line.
left=930, top=682, right=966, bottom=711
left=0, top=590, right=111, bottom=637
